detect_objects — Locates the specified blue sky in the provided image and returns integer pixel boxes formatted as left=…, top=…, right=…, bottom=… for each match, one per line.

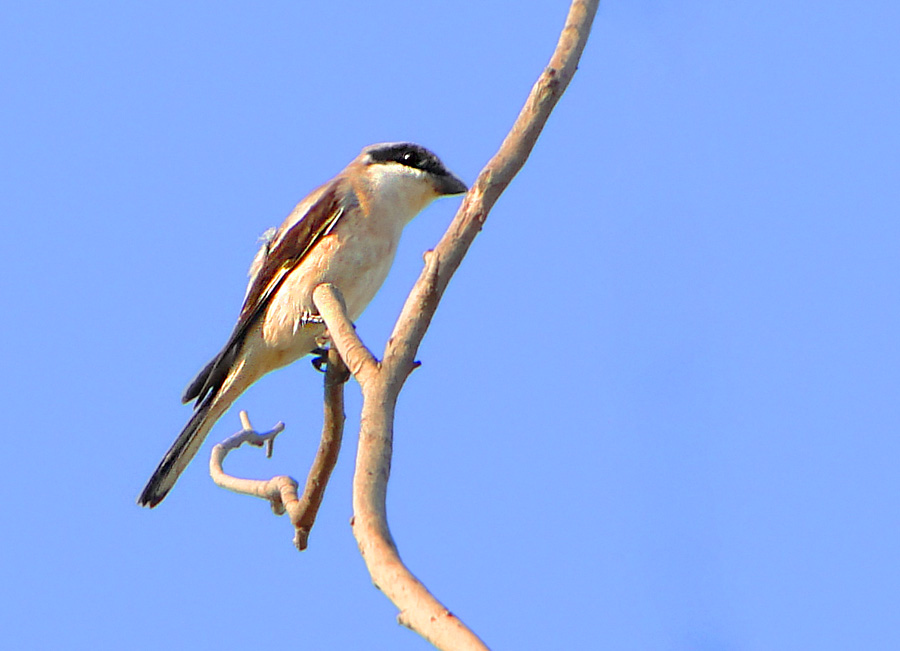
left=2, top=2, right=899, bottom=649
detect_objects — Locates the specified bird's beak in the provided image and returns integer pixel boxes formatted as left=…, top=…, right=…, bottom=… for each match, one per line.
left=435, top=172, right=468, bottom=196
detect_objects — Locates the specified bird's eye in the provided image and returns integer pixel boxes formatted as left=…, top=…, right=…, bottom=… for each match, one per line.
left=403, top=152, right=417, bottom=164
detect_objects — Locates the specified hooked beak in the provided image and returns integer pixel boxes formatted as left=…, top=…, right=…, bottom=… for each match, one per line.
left=434, top=172, right=468, bottom=196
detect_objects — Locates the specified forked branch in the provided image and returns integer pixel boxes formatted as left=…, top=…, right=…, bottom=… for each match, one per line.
left=213, top=0, right=598, bottom=645
left=317, top=2, right=600, bottom=648
left=209, top=346, right=351, bottom=551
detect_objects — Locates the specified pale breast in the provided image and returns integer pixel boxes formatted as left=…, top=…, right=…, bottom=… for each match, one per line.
left=260, top=222, right=400, bottom=352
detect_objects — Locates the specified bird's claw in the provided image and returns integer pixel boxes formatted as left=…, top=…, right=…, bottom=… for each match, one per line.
left=311, top=347, right=329, bottom=373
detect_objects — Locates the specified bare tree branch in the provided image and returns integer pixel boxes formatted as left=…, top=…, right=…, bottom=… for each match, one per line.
left=316, top=1, right=601, bottom=648
left=212, top=0, right=597, bottom=645
left=313, top=284, right=379, bottom=382
left=292, top=347, right=350, bottom=550
left=387, top=0, right=599, bottom=372
left=209, top=349, right=350, bottom=551
left=208, top=411, right=299, bottom=517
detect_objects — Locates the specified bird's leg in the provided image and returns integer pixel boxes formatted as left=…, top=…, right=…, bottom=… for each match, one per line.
left=300, top=310, right=325, bottom=327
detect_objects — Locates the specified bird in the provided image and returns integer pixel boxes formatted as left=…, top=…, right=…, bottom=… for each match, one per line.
left=138, top=142, right=467, bottom=507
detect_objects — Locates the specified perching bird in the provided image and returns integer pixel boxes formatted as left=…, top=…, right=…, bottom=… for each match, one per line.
left=138, top=142, right=467, bottom=507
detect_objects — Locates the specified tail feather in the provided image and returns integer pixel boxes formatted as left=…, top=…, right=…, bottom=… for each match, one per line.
left=141, top=329, right=294, bottom=508
left=181, top=357, right=216, bottom=404
left=181, top=344, right=241, bottom=406
left=137, top=398, right=216, bottom=508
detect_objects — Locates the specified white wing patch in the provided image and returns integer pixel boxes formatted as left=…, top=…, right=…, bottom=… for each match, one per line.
left=245, top=226, right=278, bottom=300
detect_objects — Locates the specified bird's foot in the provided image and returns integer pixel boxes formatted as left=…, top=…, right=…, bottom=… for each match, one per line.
left=311, top=347, right=329, bottom=372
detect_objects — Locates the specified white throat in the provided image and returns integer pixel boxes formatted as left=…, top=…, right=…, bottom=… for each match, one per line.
left=364, top=164, right=436, bottom=227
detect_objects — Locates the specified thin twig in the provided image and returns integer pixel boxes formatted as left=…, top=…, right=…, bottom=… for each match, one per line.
left=209, top=411, right=297, bottom=517
left=209, top=399, right=349, bottom=551
left=386, top=0, right=599, bottom=374
left=292, top=347, right=351, bottom=550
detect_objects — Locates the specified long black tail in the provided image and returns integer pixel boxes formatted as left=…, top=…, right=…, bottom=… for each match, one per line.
left=137, top=397, right=215, bottom=508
